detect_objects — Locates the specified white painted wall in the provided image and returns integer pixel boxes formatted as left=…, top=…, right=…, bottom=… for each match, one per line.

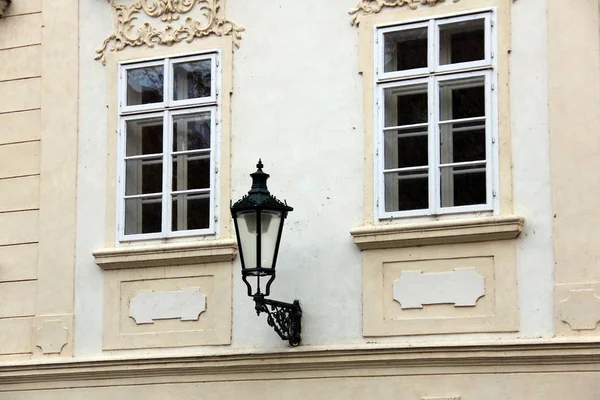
left=75, top=0, right=554, bottom=356
left=510, top=0, right=555, bottom=337
left=74, top=0, right=112, bottom=356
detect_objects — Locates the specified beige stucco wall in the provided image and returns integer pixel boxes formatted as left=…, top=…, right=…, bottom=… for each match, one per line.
left=549, top=0, right=600, bottom=283
left=0, top=0, right=78, bottom=359
left=548, top=0, right=600, bottom=336
left=0, top=0, right=42, bottom=359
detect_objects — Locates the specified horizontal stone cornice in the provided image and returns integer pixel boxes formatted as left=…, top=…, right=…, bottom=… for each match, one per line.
left=351, top=216, right=524, bottom=250
left=1, top=340, right=600, bottom=389
left=93, top=239, right=237, bottom=269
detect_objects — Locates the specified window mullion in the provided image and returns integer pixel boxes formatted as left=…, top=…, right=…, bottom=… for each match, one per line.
left=485, top=70, right=494, bottom=208
left=164, top=58, right=172, bottom=107
left=430, top=75, right=439, bottom=214
left=377, top=84, right=385, bottom=218
left=485, top=14, right=493, bottom=65
left=118, top=66, right=124, bottom=112
left=212, top=55, right=218, bottom=101
left=376, top=28, right=383, bottom=79
left=428, top=19, right=436, bottom=73
left=162, top=111, right=172, bottom=238
left=209, top=107, right=217, bottom=232
left=428, top=19, right=438, bottom=214
left=163, top=59, right=173, bottom=237
left=117, top=118, right=126, bottom=240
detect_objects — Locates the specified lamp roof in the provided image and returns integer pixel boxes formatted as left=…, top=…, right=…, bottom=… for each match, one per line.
left=231, top=160, right=294, bottom=214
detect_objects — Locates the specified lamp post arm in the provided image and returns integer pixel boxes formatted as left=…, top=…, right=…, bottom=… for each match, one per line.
left=253, top=295, right=302, bottom=347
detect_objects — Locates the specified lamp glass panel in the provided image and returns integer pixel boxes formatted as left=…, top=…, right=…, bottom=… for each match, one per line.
left=259, top=210, right=283, bottom=269
left=236, top=210, right=258, bottom=270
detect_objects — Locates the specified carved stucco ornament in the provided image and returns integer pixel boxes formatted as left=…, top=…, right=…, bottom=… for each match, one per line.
left=349, top=0, right=460, bottom=26
left=96, top=0, right=244, bottom=64
left=36, top=320, right=69, bottom=355
left=559, top=289, right=600, bottom=330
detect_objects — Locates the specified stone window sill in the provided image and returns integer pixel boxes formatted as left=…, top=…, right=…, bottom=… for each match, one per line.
left=350, top=215, right=524, bottom=250
left=93, top=239, right=237, bottom=270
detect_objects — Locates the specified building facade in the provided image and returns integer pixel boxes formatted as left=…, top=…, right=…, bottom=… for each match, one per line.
left=0, top=0, right=599, bottom=398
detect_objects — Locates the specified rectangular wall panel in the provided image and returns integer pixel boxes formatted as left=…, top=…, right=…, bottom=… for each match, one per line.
left=0, top=175, right=40, bottom=212
left=0, top=210, right=39, bottom=246
left=0, top=141, right=40, bottom=178
left=0, top=281, right=36, bottom=318
left=0, top=318, right=32, bottom=355
left=0, top=243, right=38, bottom=282
left=0, top=45, right=41, bottom=82
left=0, top=14, right=42, bottom=49
left=0, top=110, right=41, bottom=144
left=0, top=78, right=41, bottom=113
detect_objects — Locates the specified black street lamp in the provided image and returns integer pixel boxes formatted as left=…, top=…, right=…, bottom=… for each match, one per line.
left=231, top=160, right=302, bottom=346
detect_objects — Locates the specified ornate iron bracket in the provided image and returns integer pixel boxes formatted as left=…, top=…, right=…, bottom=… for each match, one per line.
left=253, top=296, right=302, bottom=347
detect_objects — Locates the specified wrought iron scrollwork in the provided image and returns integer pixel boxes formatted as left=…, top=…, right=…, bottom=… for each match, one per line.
left=254, top=296, right=302, bottom=347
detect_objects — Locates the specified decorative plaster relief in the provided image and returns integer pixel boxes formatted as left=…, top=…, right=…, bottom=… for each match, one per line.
left=96, top=0, right=244, bottom=64
left=364, top=243, right=518, bottom=336
left=129, top=287, right=206, bottom=324
left=349, top=0, right=460, bottom=26
left=104, top=265, right=231, bottom=350
left=35, top=320, right=68, bottom=354
left=559, top=289, right=600, bottom=330
left=393, top=268, right=484, bottom=309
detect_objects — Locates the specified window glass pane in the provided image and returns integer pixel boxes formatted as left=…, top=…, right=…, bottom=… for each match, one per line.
left=173, top=112, right=211, bottom=152
left=126, top=66, right=164, bottom=106
left=259, top=210, right=283, bottom=269
left=439, top=19, right=485, bottom=65
left=173, top=59, right=212, bottom=101
left=439, top=77, right=485, bottom=120
left=384, top=170, right=428, bottom=212
left=172, top=154, right=210, bottom=192
left=440, top=164, right=486, bottom=207
left=126, top=118, right=164, bottom=156
left=125, top=157, right=162, bottom=195
left=440, top=121, right=486, bottom=164
left=384, top=127, right=428, bottom=169
left=125, top=196, right=162, bottom=234
left=172, top=193, right=210, bottom=231
left=384, top=84, right=428, bottom=127
left=383, top=28, right=428, bottom=73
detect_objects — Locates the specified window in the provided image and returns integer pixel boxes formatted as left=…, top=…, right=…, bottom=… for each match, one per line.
left=375, top=12, right=496, bottom=220
left=118, top=53, right=219, bottom=241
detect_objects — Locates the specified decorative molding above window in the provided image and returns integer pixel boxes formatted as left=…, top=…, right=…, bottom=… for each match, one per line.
left=349, top=0, right=460, bottom=26
left=96, top=0, right=244, bottom=64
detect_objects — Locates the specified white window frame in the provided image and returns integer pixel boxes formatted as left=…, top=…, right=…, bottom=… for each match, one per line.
left=374, top=10, right=498, bottom=221
left=117, top=51, right=221, bottom=242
